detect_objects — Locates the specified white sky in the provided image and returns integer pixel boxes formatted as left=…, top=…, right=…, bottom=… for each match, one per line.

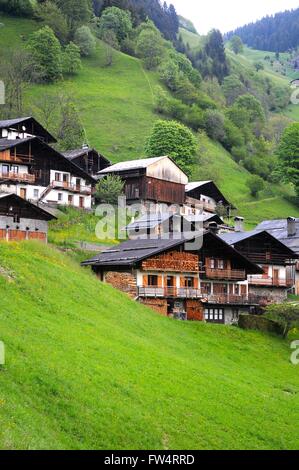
left=168, top=0, right=299, bottom=34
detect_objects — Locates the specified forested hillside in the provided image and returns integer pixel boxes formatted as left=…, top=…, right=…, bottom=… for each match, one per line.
left=226, top=8, right=299, bottom=52
left=0, top=1, right=298, bottom=223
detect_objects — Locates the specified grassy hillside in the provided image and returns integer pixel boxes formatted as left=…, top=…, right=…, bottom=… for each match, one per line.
left=0, top=241, right=298, bottom=450
left=1, top=15, right=298, bottom=224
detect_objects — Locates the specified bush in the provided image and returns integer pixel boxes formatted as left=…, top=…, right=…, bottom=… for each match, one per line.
left=204, top=109, right=225, bottom=141
left=95, top=175, right=125, bottom=205
left=74, top=26, right=96, bottom=57
left=159, top=60, right=180, bottom=91
left=265, top=303, right=299, bottom=337
left=238, top=314, right=285, bottom=336
left=62, top=42, right=82, bottom=75
left=246, top=174, right=265, bottom=197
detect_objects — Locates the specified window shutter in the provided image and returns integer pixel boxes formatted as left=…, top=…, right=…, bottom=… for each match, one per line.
left=143, top=275, right=148, bottom=287
left=194, top=277, right=199, bottom=289
left=180, top=276, right=185, bottom=288
left=158, top=275, right=163, bottom=288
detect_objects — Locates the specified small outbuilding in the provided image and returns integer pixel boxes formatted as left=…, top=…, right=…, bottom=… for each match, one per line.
left=0, top=192, right=56, bottom=242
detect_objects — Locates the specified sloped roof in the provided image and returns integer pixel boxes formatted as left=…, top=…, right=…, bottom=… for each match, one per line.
left=98, top=156, right=167, bottom=174
left=125, top=212, right=174, bottom=231
left=63, top=147, right=111, bottom=165
left=0, top=117, right=56, bottom=143
left=220, top=229, right=298, bottom=257
left=0, top=192, right=56, bottom=221
left=185, top=181, right=212, bottom=192
left=81, top=231, right=263, bottom=274
left=185, top=180, right=234, bottom=208
left=255, top=219, right=299, bottom=255
left=0, top=137, right=96, bottom=184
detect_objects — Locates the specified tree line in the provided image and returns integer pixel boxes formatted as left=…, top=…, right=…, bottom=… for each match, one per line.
left=226, top=8, right=299, bottom=53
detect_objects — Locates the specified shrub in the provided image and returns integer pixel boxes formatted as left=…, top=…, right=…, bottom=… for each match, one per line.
left=62, top=42, right=82, bottom=75
left=95, top=175, right=125, bottom=205
left=265, top=303, right=299, bottom=337
left=246, top=175, right=265, bottom=197
left=74, top=26, right=96, bottom=57
left=204, top=109, right=225, bottom=141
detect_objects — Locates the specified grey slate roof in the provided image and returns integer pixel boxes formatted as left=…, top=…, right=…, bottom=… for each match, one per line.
left=81, top=231, right=263, bottom=274
left=255, top=219, right=299, bottom=255
left=125, top=212, right=174, bottom=231
left=0, top=137, right=35, bottom=150
left=0, top=117, right=56, bottom=143
left=220, top=229, right=298, bottom=257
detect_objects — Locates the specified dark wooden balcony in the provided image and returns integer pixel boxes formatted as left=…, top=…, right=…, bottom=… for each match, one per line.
left=204, top=294, right=266, bottom=305
left=205, top=267, right=246, bottom=280
left=0, top=171, right=35, bottom=183
left=0, top=151, right=34, bottom=164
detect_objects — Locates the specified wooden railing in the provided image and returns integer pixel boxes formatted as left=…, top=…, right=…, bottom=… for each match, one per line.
left=0, top=152, right=34, bottom=164
left=51, top=181, right=92, bottom=195
left=0, top=171, right=35, bottom=183
left=205, top=268, right=246, bottom=280
left=248, top=276, right=294, bottom=287
left=138, top=287, right=267, bottom=305
left=138, top=287, right=202, bottom=299
left=185, top=196, right=216, bottom=213
left=205, top=294, right=266, bottom=305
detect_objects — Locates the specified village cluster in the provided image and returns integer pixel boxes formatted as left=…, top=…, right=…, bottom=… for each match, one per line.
left=0, top=116, right=298, bottom=325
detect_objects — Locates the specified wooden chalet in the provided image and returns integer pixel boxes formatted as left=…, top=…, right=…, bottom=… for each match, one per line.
left=184, top=181, right=234, bottom=215
left=0, top=136, right=96, bottom=209
left=255, top=217, right=299, bottom=295
left=98, top=156, right=188, bottom=208
left=82, top=232, right=263, bottom=325
left=0, top=192, right=55, bottom=242
left=63, top=146, right=111, bottom=177
left=221, top=229, right=298, bottom=302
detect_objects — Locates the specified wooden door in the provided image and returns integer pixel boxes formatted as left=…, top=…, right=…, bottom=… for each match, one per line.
left=20, top=188, right=27, bottom=199
left=29, top=232, right=47, bottom=242
left=186, top=300, right=204, bottom=321
left=273, top=269, right=279, bottom=286
left=68, top=195, right=73, bottom=206
left=76, top=178, right=81, bottom=191
left=0, top=229, right=6, bottom=240
left=79, top=196, right=84, bottom=208
left=8, top=230, right=26, bottom=241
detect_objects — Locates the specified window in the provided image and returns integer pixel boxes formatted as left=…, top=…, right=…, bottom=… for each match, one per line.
left=148, top=275, right=158, bottom=287
left=2, top=164, right=9, bottom=175
left=13, top=214, right=20, bottom=223
left=34, top=189, right=39, bottom=199
left=201, top=283, right=211, bottom=294
left=217, top=259, right=224, bottom=270
left=234, top=284, right=240, bottom=295
left=185, top=277, right=194, bottom=288
left=58, top=193, right=63, bottom=202
left=205, top=308, right=224, bottom=323
left=55, top=172, right=61, bottom=182
left=210, top=259, right=216, bottom=269
left=11, top=165, right=19, bottom=174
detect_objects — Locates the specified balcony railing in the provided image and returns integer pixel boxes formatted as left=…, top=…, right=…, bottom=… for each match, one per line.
left=185, top=196, right=216, bottom=213
left=248, top=276, right=294, bottom=288
left=204, top=294, right=266, bottom=305
left=205, top=268, right=246, bottom=280
left=0, top=171, right=35, bottom=183
left=51, top=181, right=92, bottom=195
left=0, top=152, right=34, bottom=164
left=138, top=287, right=202, bottom=299
left=138, top=287, right=267, bottom=305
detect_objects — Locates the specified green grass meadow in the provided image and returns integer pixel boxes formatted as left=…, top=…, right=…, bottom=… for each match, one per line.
left=0, top=241, right=298, bottom=450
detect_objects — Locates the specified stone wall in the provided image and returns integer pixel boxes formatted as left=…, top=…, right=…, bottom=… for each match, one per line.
left=249, top=286, right=288, bottom=303
left=139, top=298, right=168, bottom=316
left=104, top=271, right=137, bottom=299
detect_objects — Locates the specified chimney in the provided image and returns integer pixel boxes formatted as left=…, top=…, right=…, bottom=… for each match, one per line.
left=234, top=216, right=244, bottom=233
left=82, top=143, right=89, bottom=150
left=287, top=217, right=296, bottom=237
left=208, top=221, right=219, bottom=234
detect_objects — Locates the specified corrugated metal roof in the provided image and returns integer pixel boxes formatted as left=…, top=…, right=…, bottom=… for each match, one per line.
left=98, top=156, right=167, bottom=174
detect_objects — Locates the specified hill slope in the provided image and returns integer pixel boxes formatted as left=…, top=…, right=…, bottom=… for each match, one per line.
left=1, top=15, right=299, bottom=224
left=0, top=241, right=298, bottom=450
